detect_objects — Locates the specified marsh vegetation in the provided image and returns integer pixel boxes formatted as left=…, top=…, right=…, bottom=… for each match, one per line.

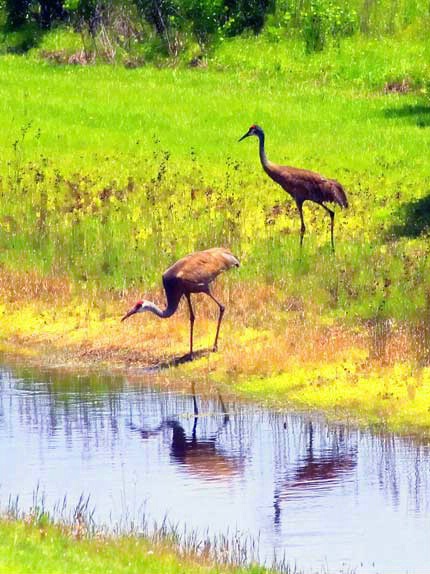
left=0, top=3, right=429, bottom=440
left=1, top=2, right=430, bottom=572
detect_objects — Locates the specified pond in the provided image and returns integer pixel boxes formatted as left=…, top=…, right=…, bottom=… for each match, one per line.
left=0, top=360, right=429, bottom=573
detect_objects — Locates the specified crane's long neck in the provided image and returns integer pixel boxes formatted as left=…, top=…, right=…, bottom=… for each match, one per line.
left=257, top=130, right=269, bottom=168
left=145, top=300, right=178, bottom=319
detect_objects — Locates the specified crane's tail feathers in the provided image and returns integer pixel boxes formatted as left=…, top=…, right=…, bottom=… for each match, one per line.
left=224, top=252, right=240, bottom=268
left=231, top=255, right=240, bottom=268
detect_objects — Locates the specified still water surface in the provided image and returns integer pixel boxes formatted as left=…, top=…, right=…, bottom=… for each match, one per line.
left=1, top=362, right=429, bottom=573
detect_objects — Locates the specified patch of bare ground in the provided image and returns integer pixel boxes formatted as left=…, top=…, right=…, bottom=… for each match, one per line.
left=383, top=78, right=412, bottom=94
left=0, top=268, right=71, bottom=301
left=40, top=49, right=95, bottom=65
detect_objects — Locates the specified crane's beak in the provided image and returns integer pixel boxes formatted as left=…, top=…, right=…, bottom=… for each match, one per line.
left=121, top=305, right=138, bottom=322
left=238, top=131, right=251, bottom=142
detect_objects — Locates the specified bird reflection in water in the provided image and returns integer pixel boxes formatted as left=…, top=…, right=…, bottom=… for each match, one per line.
left=274, top=422, right=357, bottom=526
left=128, top=384, right=243, bottom=482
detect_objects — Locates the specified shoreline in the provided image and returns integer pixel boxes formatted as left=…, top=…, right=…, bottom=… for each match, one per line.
left=0, top=514, right=272, bottom=574
left=1, top=287, right=430, bottom=438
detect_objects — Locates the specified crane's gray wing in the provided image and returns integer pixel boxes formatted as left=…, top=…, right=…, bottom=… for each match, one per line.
left=273, top=166, right=348, bottom=207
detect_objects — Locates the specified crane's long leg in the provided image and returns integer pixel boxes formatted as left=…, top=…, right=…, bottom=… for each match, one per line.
left=206, top=291, right=225, bottom=352
left=297, top=200, right=306, bottom=249
left=185, top=294, right=195, bottom=357
left=321, top=204, right=335, bottom=252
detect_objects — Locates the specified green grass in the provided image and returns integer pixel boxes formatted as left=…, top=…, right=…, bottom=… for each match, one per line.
left=0, top=31, right=429, bottom=325
left=235, top=359, right=430, bottom=435
left=1, top=26, right=430, bottom=570
left=0, top=518, right=267, bottom=574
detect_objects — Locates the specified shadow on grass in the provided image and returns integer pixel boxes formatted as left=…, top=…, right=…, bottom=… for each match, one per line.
left=144, top=348, right=212, bottom=371
left=384, top=104, right=430, bottom=127
left=390, top=194, right=430, bottom=238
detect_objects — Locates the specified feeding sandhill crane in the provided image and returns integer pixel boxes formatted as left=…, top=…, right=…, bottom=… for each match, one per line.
left=121, top=248, right=240, bottom=358
left=239, top=125, right=348, bottom=251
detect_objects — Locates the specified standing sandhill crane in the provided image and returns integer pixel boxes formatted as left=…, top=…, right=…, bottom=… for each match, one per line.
left=239, top=125, right=348, bottom=251
left=121, top=247, right=240, bottom=358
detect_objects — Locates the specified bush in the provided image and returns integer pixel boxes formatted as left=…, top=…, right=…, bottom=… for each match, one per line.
left=222, top=0, right=274, bottom=36
left=131, top=0, right=275, bottom=56
left=300, top=0, right=357, bottom=52
left=182, top=0, right=223, bottom=47
left=4, top=0, right=31, bottom=29
left=3, top=0, right=66, bottom=30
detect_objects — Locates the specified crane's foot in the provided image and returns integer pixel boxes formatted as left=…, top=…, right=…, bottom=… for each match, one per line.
left=180, top=352, right=194, bottom=363
left=212, top=345, right=218, bottom=353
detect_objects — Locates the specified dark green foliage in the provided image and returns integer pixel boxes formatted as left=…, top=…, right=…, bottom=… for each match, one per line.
left=182, top=0, right=223, bottom=45
left=5, top=0, right=31, bottom=28
left=223, top=0, right=274, bottom=35
left=39, top=0, right=66, bottom=28
left=135, top=0, right=174, bottom=37
left=3, top=0, right=66, bottom=30
left=0, top=0, right=428, bottom=57
left=133, top=0, right=274, bottom=52
left=74, top=0, right=99, bottom=34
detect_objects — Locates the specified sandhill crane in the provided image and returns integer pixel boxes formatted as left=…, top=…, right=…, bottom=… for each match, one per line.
left=121, top=247, right=240, bottom=358
left=239, top=125, right=348, bottom=251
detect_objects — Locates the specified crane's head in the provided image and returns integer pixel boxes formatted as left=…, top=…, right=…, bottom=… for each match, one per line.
left=121, top=300, right=150, bottom=321
left=238, top=124, right=263, bottom=142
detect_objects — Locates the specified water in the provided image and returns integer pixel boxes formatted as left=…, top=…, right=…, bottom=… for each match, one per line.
left=1, top=361, right=429, bottom=573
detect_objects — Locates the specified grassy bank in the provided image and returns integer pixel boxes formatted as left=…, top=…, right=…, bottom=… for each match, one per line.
left=0, top=31, right=430, bottom=435
left=0, top=517, right=268, bottom=574
left=0, top=36, right=429, bottom=321
left=1, top=269, right=430, bottom=435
